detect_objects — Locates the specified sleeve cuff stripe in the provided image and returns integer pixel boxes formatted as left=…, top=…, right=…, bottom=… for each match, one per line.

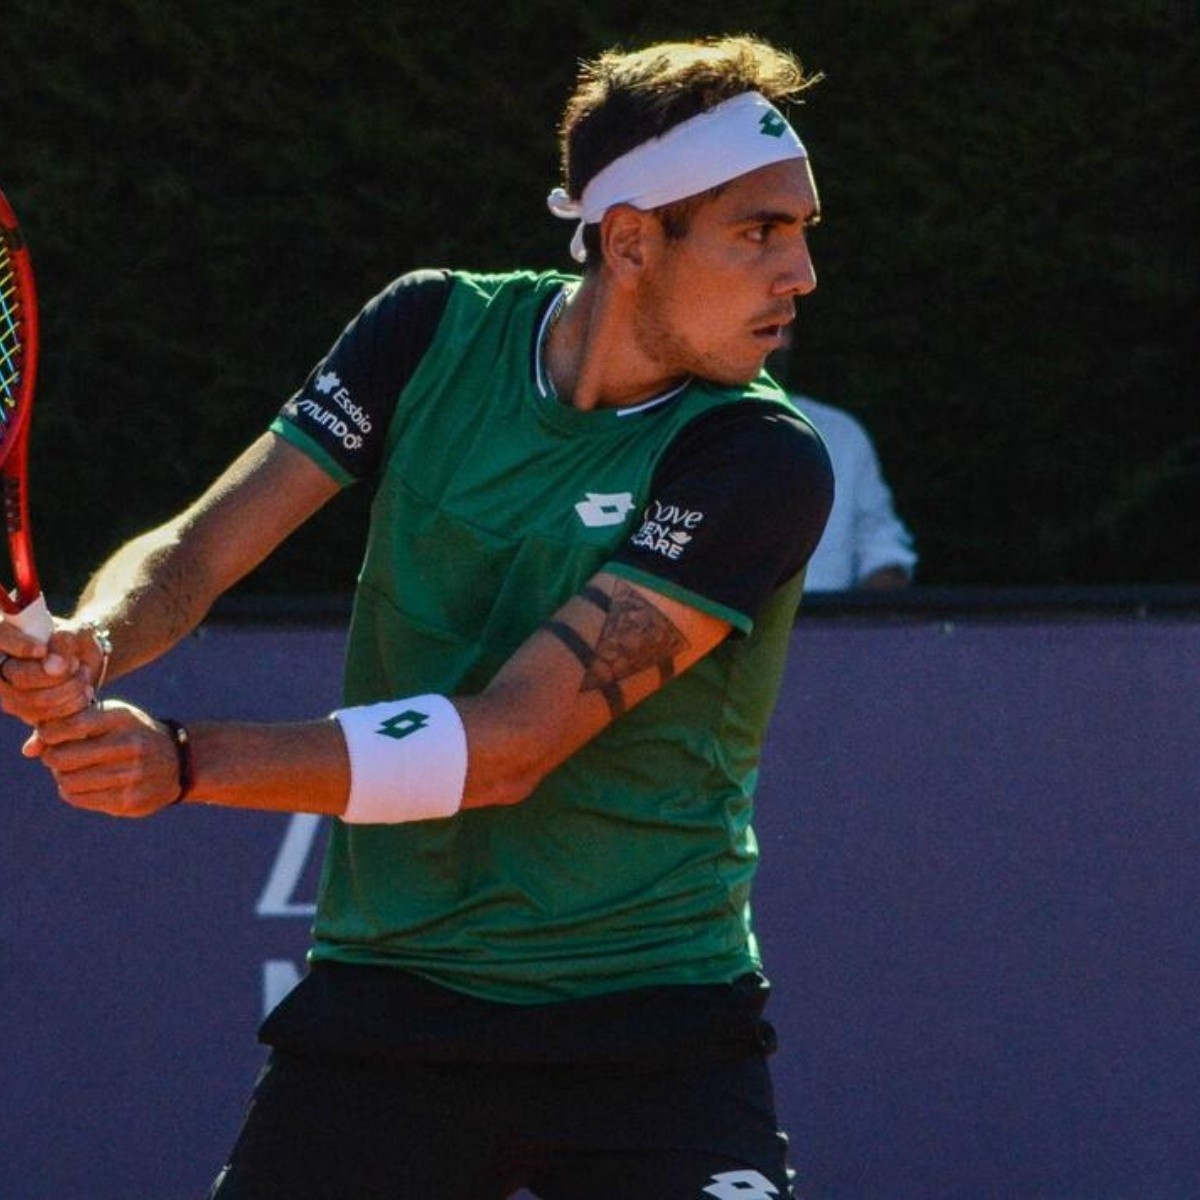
left=603, top=562, right=753, bottom=634
left=269, top=420, right=357, bottom=487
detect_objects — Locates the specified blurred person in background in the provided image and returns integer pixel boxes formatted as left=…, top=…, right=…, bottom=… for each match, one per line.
left=770, top=329, right=917, bottom=591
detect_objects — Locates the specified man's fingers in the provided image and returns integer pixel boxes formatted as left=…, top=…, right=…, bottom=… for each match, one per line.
left=52, top=761, right=134, bottom=800
left=0, top=666, right=94, bottom=728
left=0, top=617, right=51, bottom=661
left=37, top=704, right=181, bottom=818
left=36, top=703, right=112, bottom=749
left=42, top=680, right=98, bottom=720
left=0, top=652, right=82, bottom=692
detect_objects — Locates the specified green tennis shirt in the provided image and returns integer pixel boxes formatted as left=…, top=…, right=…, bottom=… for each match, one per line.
left=274, top=270, right=821, bottom=1004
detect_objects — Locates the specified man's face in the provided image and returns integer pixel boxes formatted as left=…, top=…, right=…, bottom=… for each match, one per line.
left=631, top=157, right=820, bottom=387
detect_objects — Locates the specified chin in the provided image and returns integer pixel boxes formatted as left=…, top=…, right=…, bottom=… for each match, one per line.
left=697, top=356, right=766, bottom=388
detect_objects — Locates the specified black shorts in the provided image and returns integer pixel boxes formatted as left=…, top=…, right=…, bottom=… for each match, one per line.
left=207, top=1048, right=795, bottom=1199
left=206, top=963, right=797, bottom=1199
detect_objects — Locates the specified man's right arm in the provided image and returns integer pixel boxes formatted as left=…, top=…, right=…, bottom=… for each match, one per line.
left=0, top=432, right=341, bottom=727
left=2, top=270, right=450, bottom=729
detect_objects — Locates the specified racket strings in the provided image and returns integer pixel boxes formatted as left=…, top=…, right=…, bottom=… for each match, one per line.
left=1, top=241, right=25, bottom=424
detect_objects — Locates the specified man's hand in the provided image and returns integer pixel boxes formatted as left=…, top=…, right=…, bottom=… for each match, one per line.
left=32, top=700, right=183, bottom=818
left=0, top=617, right=105, bottom=726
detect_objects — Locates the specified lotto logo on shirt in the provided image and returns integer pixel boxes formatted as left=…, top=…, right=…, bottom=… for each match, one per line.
left=702, top=1170, right=780, bottom=1199
left=630, top=499, right=705, bottom=561
left=575, top=492, right=636, bottom=528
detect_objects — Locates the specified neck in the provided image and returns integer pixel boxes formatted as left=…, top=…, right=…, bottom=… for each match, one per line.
left=544, top=274, right=689, bottom=412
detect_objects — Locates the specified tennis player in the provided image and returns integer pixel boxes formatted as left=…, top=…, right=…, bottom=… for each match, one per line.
left=1, top=35, right=833, bottom=1199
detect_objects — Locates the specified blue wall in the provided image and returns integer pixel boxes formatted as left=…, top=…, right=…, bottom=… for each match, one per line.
left=2, top=615, right=1197, bottom=1199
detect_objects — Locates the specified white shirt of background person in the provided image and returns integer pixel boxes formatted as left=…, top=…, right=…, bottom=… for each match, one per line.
left=793, top=397, right=917, bottom=592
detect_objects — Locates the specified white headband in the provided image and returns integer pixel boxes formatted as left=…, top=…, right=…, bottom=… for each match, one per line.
left=547, top=91, right=807, bottom=262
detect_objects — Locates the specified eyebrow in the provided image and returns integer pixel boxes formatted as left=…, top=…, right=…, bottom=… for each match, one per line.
left=737, top=206, right=822, bottom=228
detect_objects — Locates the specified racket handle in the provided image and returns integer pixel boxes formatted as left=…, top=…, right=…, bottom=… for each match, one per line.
left=5, top=592, right=54, bottom=643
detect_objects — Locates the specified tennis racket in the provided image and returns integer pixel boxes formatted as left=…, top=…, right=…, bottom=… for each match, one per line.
left=0, top=186, right=52, bottom=641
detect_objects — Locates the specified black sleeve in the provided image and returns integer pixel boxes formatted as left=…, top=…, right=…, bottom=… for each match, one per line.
left=609, top=402, right=834, bottom=627
left=272, top=269, right=452, bottom=483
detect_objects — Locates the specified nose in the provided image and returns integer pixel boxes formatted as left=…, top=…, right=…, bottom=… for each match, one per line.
left=776, top=238, right=817, bottom=297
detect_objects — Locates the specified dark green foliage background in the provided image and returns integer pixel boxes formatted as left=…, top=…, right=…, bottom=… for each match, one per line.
left=2, top=0, right=1196, bottom=596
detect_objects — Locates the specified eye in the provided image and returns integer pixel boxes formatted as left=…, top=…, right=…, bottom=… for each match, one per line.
left=745, top=223, right=773, bottom=243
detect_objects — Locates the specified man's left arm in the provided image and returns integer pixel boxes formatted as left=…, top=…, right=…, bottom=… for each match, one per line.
left=31, top=570, right=728, bottom=818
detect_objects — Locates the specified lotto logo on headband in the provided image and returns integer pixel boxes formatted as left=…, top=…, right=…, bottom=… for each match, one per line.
left=759, top=112, right=787, bottom=138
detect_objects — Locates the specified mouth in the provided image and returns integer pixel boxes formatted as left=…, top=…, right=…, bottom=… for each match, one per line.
left=753, top=320, right=793, bottom=347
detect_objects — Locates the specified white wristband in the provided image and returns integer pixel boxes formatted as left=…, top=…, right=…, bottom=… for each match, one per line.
left=333, top=694, right=467, bottom=824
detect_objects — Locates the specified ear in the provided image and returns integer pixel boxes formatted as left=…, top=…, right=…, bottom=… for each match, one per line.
left=598, top=205, right=660, bottom=287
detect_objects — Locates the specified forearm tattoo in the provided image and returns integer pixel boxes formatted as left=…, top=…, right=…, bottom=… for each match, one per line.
left=545, top=580, right=689, bottom=720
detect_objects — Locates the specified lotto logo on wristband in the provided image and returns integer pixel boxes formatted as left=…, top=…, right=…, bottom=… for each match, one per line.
left=335, top=694, right=467, bottom=824
left=377, top=709, right=430, bottom=740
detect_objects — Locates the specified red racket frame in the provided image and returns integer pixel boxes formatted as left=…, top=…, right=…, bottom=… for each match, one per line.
left=0, top=186, right=44, bottom=618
